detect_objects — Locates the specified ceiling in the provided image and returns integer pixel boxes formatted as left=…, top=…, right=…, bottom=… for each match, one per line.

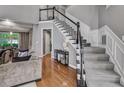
left=0, top=5, right=70, bottom=32
left=0, top=5, right=39, bottom=32
left=0, top=5, right=39, bottom=24
left=0, top=19, right=32, bottom=32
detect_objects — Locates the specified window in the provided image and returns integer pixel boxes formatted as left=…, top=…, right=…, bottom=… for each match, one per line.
left=0, top=32, right=19, bottom=48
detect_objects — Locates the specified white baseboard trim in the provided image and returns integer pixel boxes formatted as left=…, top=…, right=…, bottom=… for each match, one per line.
left=40, top=53, right=51, bottom=58
left=120, top=77, right=124, bottom=86
left=69, top=64, right=76, bottom=69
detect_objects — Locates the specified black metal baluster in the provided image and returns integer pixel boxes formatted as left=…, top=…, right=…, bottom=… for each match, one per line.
left=53, top=7, right=55, bottom=19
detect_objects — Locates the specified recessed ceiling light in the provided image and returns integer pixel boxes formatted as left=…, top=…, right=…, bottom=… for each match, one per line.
left=5, top=19, right=12, bottom=25
left=0, top=19, right=16, bottom=26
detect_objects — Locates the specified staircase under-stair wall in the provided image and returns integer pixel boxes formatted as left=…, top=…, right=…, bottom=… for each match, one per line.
left=52, top=22, right=77, bottom=68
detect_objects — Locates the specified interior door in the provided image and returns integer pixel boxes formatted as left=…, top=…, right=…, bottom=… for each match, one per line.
left=43, top=29, right=51, bottom=55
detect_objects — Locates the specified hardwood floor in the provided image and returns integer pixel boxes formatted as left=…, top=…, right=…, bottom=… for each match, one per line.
left=36, top=54, right=77, bottom=87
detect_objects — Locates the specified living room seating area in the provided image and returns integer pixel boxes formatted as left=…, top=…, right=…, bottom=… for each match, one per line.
left=0, top=46, right=41, bottom=87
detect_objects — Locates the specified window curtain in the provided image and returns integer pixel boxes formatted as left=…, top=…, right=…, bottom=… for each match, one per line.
left=28, top=31, right=32, bottom=49
left=19, top=32, right=29, bottom=49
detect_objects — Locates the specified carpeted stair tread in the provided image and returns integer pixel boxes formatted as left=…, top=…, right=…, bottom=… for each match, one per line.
left=84, top=47, right=105, bottom=54
left=86, top=80, right=122, bottom=87
left=85, top=69, right=120, bottom=79
left=85, top=71, right=120, bottom=83
left=86, top=73, right=120, bottom=81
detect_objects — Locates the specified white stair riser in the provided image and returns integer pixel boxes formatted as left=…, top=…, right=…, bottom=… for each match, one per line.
left=70, top=40, right=76, bottom=44
left=63, top=33, right=69, bottom=36
left=77, top=64, right=81, bottom=69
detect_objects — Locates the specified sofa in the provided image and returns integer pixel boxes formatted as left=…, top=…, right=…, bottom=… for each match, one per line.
left=0, top=56, right=42, bottom=87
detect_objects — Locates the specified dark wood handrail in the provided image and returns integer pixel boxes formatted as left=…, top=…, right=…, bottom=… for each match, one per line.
left=54, top=8, right=78, bottom=26
left=40, top=8, right=53, bottom=11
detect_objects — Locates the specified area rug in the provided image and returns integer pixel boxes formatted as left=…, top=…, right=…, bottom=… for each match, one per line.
left=18, top=82, right=37, bottom=87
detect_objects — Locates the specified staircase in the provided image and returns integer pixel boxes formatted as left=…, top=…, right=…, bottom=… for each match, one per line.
left=84, top=47, right=122, bottom=87
left=40, top=7, right=123, bottom=87
left=53, top=18, right=123, bottom=87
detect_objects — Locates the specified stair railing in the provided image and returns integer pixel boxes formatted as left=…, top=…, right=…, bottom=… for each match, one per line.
left=77, top=22, right=86, bottom=87
left=39, top=7, right=86, bottom=87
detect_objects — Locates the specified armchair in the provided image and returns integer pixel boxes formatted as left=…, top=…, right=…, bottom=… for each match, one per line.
left=0, top=49, right=11, bottom=64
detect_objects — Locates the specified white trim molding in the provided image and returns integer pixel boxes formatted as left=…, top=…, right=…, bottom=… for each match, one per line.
left=99, top=25, right=124, bottom=86
left=69, top=64, right=76, bottom=69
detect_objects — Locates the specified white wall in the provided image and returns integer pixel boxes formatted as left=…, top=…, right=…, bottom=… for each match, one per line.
left=52, top=23, right=77, bottom=68
left=66, top=5, right=98, bottom=29
left=32, top=21, right=53, bottom=57
left=51, top=24, right=65, bottom=58
left=99, top=5, right=124, bottom=39
left=32, top=24, right=39, bottom=56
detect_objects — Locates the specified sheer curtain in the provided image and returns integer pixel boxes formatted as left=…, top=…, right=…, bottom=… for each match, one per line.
left=19, top=32, right=29, bottom=49
left=28, top=31, right=32, bottom=49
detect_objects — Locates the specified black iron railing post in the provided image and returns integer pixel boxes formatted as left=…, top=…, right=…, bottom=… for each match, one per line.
left=39, top=8, right=41, bottom=21
left=77, top=22, right=80, bottom=44
left=53, top=7, right=55, bottom=19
